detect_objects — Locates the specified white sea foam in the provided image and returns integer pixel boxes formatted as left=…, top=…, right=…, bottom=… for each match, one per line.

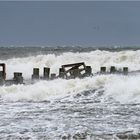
left=0, top=74, right=140, bottom=103
left=0, top=50, right=140, bottom=103
left=0, top=76, right=102, bottom=102
left=104, top=75, right=140, bottom=103
left=1, top=50, right=140, bottom=79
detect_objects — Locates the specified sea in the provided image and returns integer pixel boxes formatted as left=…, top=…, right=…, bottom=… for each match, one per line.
left=0, top=46, right=140, bottom=140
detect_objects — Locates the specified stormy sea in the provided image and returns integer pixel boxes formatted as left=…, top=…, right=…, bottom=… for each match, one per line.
left=0, top=46, right=140, bottom=140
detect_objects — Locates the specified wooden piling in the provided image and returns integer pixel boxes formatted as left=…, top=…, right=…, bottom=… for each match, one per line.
left=2, top=63, right=6, bottom=80
left=100, top=67, right=106, bottom=73
left=14, top=72, right=22, bottom=79
left=0, top=71, right=3, bottom=78
left=43, top=67, right=50, bottom=79
left=73, top=69, right=80, bottom=78
left=13, top=72, right=23, bottom=84
left=0, top=71, right=4, bottom=85
left=0, top=63, right=6, bottom=85
left=32, top=68, right=39, bottom=80
left=0, top=63, right=6, bottom=80
left=0, top=79, right=4, bottom=85
left=85, top=66, right=92, bottom=76
left=110, top=66, right=116, bottom=73
left=59, top=68, right=65, bottom=78
left=123, top=67, right=128, bottom=75
left=51, top=73, right=56, bottom=80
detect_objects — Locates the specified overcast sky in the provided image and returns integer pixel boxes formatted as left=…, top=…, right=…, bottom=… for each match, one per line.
left=0, top=1, right=140, bottom=46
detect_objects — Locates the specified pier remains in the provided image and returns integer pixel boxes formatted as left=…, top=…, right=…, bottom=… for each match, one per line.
left=60, top=62, right=92, bottom=79
left=0, top=62, right=130, bottom=86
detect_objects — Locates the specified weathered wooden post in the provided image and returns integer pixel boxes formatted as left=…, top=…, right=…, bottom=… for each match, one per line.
left=0, top=71, right=3, bottom=78
left=0, top=63, right=6, bottom=85
left=43, top=67, right=50, bottom=79
left=59, top=68, right=65, bottom=78
left=51, top=73, right=56, bottom=80
left=110, top=66, right=116, bottom=73
left=13, top=72, right=23, bottom=84
left=73, top=69, right=80, bottom=78
left=100, top=67, right=106, bottom=73
left=0, top=63, right=6, bottom=80
left=69, top=69, right=80, bottom=78
left=0, top=71, right=4, bottom=85
left=2, top=63, right=6, bottom=80
left=85, top=66, right=92, bottom=76
left=123, top=67, right=128, bottom=75
left=32, top=68, right=39, bottom=80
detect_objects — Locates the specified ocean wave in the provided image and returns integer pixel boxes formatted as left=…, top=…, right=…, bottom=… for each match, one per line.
left=0, top=50, right=140, bottom=103
left=1, top=50, right=140, bottom=79
left=0, top=74, right=140, bottom=103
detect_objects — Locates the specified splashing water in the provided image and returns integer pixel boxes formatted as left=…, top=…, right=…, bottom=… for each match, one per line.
left=0, top=48, right=140, bottom=139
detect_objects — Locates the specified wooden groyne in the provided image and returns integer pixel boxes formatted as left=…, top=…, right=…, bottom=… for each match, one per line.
left=0, top=62, right=130, bottom=86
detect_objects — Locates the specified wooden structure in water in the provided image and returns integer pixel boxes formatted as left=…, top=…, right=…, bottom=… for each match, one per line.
left=0, top=62, right=130, bottom=86
left=0, top=63, right=6, bottom=85
left=0, top=63, right=23, bottom=85
left=59, top=62, right=92, bottom=79
left=0, top=63, right=6, bottom=79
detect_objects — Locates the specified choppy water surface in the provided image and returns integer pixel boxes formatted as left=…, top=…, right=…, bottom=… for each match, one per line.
left=1, top=88, right=140, bottom=140
left=1, top=47, right=140, bottom=139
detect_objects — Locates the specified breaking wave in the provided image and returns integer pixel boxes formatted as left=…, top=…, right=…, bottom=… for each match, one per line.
left=0, top=50, right=140, bottom=103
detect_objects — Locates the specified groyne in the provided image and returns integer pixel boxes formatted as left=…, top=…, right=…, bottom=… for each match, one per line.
left=0, top=62, right=129, bottom=86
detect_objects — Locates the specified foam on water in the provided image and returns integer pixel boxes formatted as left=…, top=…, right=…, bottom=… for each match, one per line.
left=104, top=75, right=140, bottom=103
left=1, top=49, right=140, bottom=139
left=0, top=76, right=102, bottom=102
left=0, top=74, right=140, bottom=104
left=1, top=50, right=140, bottom=79
left=0, top=50, right=140, bottom=103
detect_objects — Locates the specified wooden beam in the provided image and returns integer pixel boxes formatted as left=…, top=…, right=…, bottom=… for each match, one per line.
left=62, top=62, right=85, bottom=68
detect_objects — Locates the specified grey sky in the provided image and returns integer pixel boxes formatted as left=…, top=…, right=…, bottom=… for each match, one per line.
left=0, top=1, right=140, bottom=46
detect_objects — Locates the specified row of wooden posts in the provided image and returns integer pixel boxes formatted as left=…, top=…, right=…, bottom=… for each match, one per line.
left=32, top=66, right=128, bottom=80
left=32, top=67, right=92, bottom=80
left=100, top=66, right=128, bottom=74
left=0, top=62, right=128, bottom=85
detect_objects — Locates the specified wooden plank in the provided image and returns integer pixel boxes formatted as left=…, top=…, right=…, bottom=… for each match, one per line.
left=62, top=62, right=85, bottom=68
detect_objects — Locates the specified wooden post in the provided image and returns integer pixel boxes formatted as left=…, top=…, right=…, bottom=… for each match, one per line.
left=14, top=72, right=22, bottom=79
left=110, top=66, right=116, bottom=73
left=123, top=67, right=128, bottom=75
left=0, top=71, right=4, bottom=85
left=0, top=63, right=6, bottom=80
left=59, top=68, right=65, bottom=78
left=0, top=63, right=6, bottom=85
left=13, top=72, right=23, bottom=84
left=2, top=63, right=6, bottom=80
left=32, top=68, right=39, bottom=80
left=43, top=67, right=50, bottom=79
left=85, top=66, right=92, bottom=76
left=73, top=69, right=80, bottom=78
left=51, top=73, right=56, bottom=80
left=0, top=71, right=3, bottom=78
left=100, top=67, right=106, bottom=73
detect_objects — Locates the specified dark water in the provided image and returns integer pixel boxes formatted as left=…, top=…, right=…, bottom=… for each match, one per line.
left=0, top=46, right=140, bottom=60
